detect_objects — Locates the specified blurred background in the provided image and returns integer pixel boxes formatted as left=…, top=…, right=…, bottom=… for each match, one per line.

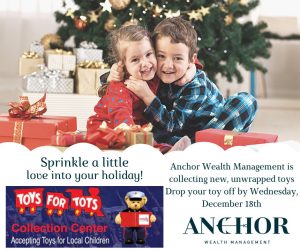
left=0, top=0, right=299, bottom=141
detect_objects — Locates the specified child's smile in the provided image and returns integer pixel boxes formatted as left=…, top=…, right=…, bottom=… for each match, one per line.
left=155, top=36, right=194, bottom=84
left=124, top=38, right=157, bottom=81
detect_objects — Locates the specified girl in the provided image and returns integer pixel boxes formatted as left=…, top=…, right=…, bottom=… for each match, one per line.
left=87, top=25, right=160, bottom=133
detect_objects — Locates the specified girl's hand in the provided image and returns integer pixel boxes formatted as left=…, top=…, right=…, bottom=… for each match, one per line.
left=107, top=61, right=125, bottom=82
left=125, top=77, right=156, bottom=106
left=174, top=63, right=196, bottom=86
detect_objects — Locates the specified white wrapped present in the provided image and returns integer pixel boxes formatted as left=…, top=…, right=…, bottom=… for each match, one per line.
left=25, top=76, right=74, bottom=94
left=75, top=41, right=103, bottom=63
left=24, top=67, right=74, bottom=94
left=30, top=41, right=44, bottom=57
left=45, top=49, right=76, bottom=71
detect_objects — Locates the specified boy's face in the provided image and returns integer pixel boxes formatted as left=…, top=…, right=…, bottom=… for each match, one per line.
left=123, top=38, right=157, bottom=81
left=155, top=36, right=195, bottom=84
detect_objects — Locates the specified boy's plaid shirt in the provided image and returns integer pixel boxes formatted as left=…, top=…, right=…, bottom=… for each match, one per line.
left=144, top=69, right=256, bottom=144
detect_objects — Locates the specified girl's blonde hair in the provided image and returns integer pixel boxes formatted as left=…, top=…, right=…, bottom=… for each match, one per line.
left=99, top=25, right=152, bottom=97
left=107, top=24, right=153, bottom=63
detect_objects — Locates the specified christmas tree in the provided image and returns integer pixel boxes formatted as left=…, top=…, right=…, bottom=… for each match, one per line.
left=55, top=0, right=271, bottom=83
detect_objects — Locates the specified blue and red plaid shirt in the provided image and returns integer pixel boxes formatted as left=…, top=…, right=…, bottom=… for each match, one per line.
left=144, top=69, right=257, bottom=144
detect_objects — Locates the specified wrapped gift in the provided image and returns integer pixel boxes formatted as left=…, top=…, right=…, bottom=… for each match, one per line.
left=24, top=66, right=73, bottom=94
left=0, top=115, right=77, bottom=150
left=75, top=41, right=103, bottom=63
left=19, top=51, right=44, bottom=76
left=76, top=61, right=109, bottom=94
left=45, top=49, right=76, bottom=71
left=125, top=131, right=153, bottom=146
left=195, top=129, right=278, bottom=150
left=0, top=94, right=77, bottom=149
left=51, top=131, right=86, bottom=146
left=86, top=123, right=153, bottom=149
left=87, top=127, right=126, bottom=149
left=25, top=76, right=74, bottom=94
left=30, top=41, right=44, bottom=57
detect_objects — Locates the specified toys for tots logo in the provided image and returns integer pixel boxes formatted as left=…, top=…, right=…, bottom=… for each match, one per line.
left=14, top=187, right=104, bottom=217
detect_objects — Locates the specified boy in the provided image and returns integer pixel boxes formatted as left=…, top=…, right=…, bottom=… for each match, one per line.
left=125, top=17, right=257, bottom=145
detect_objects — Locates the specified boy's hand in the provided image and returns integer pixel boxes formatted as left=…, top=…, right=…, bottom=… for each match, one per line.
left=174, top=63, right=196, bottom=86
left=125, top=77, right=156, bottom=106
left=107, top=61, right=125, bottom=82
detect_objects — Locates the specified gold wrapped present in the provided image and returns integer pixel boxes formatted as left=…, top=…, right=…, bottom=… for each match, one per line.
left=19, top=51, right=44, bottom=76
left=75, top=60, right=109, bottom=95
left=125, top=131, right=153, bottom=146
left=122, top=124, right=153, bottom=146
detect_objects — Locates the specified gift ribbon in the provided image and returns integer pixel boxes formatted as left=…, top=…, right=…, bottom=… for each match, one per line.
left=87, top=128, right=126, bottom=149
left=79, top=41, right=98, bottom=49
left=24, top=65, right=65, bottom=89
left=224, top=131, right=240, bottom=146
left=13, top=121, right=24, bottom=144
left=8, top=93, right=47, bottom=120
left=55, top=130, right=76, bottom=145
left=54, top=130, right=86, bottom=146
left=86, top=122, right=153, bottom=149
left=116, top=123, right=153, bottom=145
left=127, top=131, right=150, bottom=145
left=78, top=60, right=109, bottom=69
left=22, top=51, right=39, bottom=59
left=31, top=41, right=42, bottom=46
left=46, top=49, right=73, bottom=55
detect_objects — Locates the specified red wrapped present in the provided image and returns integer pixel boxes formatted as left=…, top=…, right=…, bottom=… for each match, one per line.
left=0, top=93, right=77, bottom=149
left=51, top=131, right=86, bottom=147
left=86, top=125, right=126, bottom=149
left=0, top=115, right=77, bottom=150
left=120, top=212, right=152, bottom=228
left=195, top=129, right=278, bottom=150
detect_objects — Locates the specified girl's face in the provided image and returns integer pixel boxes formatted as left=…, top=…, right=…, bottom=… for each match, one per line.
left=155, top=36, right=196, bottom=84
left=123, top=37, right=157, bottom=81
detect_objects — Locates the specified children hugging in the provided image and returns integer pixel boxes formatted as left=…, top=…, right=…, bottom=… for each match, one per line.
left=87, top=17, right=257, bottom=151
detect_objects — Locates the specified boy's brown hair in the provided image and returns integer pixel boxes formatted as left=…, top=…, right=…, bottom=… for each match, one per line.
left=153, top=17, right=199, bottom=60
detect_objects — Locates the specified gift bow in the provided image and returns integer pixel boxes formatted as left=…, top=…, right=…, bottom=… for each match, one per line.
left=46, top=49, right=73, bottom=55
left=86, top=122, right=153, bottom=149
left=31, top=40, right=43, bottom=46
left=115, top=123, right=153, bottom=132
left=223, top=131, right=241, bottom=146
left=22, top=51, right=39, bottom=59
left=24, top=66, right=65, bottom=82
left=8, top=93, right=47, bottom=120
left=79, top=41, right=98, bottom=49
left=78, top=60, right=109, bottom=69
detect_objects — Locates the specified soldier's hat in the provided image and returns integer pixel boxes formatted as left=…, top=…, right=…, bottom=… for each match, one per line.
left=126, top=191, right=145, bottom=199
